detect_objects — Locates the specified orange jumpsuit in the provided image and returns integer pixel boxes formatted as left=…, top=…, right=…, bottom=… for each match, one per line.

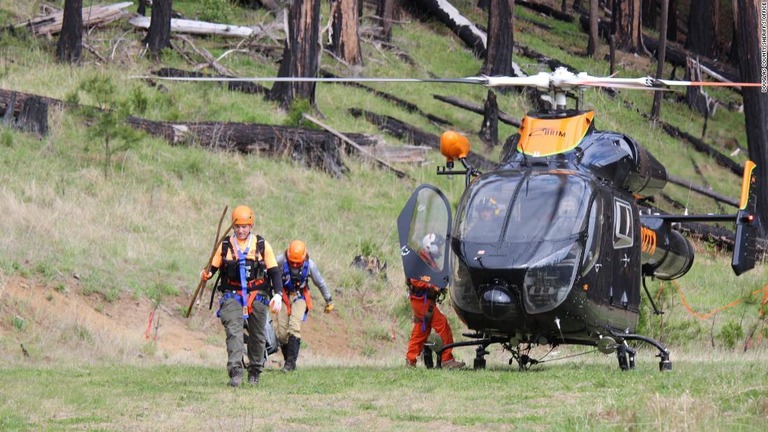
left=406, top=278, right=457, bottom=365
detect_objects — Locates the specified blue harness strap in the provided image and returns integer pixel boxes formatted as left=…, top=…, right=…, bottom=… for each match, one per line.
left=283, top=261, right=311, bottom=321
left=235, top=234, right=252, bottom=319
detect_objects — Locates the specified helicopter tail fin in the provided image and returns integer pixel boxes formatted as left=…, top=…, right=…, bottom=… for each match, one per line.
left=732, top=161, right=760, bottom=275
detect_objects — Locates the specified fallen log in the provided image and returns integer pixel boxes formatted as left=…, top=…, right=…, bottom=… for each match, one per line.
left=320, top=69, right=452, bottom=126
left=152, top=68, right=270, bottom=95
left=301, top=113, right=411, bottom=180
left=433, top=94, right=521, bottom=127
left=659, top=122, right=744, bottom=177
left=517, top=0, right=574, bottom=22
left=348, top=108, right=497, bottom=171
left=0, top=87, right=388, bottom=177
left=129, top=15, right=261, bottom=38
left=408, top=0, right=487, bottom=57
left=19, top=2, right=133, bottom=36
left=124, top=117, right=390, bottom=178
left=666, top=174, right=739, bottom=208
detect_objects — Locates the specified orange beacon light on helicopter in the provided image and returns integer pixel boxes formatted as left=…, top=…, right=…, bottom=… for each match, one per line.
left=440, top=130, right=470, bottom=162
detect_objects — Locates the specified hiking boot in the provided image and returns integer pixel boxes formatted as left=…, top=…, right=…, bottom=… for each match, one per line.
left=442, top=359, right=465, bottom=369
left=228, top=369, right=243, bottom=387
left=248, top=372, right=260, bottom=385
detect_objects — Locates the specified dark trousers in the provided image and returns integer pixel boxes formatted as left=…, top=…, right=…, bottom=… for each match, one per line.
left=219, top=297, right=268, bottom=374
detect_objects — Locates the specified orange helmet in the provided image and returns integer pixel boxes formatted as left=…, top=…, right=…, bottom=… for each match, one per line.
left=231, top=205, right=254, bottom=226
left=286, top=240, right=307, bottom=266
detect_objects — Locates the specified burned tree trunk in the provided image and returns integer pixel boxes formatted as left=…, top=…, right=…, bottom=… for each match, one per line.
left=328, top=0, right=363, bottom=65
left=124, top=117, right=386, bottom=178
left=734, top=0, right=768, bottom=236
left=684, top=58, right=715, bottom=117
left=409, top=0, right=487, bottom=57
left=18, top=96, right=49, bottom=136
left=144, top=0, right=172, bottom=58
left=480, top=0, right=515, bottom=77
left=137, top=0, right=148, bottom=16
left=269, top=0, right=321, bottom=108
left=587, top=0, right=599, bottom=58
left=479, top=90, right=499, bottom=150
left=685, top=0, right=718, bottom=58
left=611, top=0, right=642, bottom=52
left=375, top=0, right=400, bottom=41
left=56, top=0, right=83, bottom=63
left=650, top=0, right=669, bottom=120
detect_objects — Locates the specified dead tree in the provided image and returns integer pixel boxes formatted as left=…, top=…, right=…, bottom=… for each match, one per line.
left=611, top=0, right=642, bottom=52
left=144, top=0, right=172, bottom=58
left=650, top=0, right=669, bottom=120
left=684, top=58, right=715, bottom=119
left=734, top=0, right=768, bottom=236
left=137, top=0, right=149, bottom=16
left=409, top=0, right=487, bottom=57
left=18, top=96, right=49, bottom=136
left=586, top=0, right=598, bottom=58
left=480, top=0, right=515, bottom=77
left=56, top=0, right=83, bottom=63
left=685, top=0, right=718, bottom=59
left=269, top=0, right=321, bottom=108
left=375, top=0, right=400, bottom=41
left=328, top=0, right=363, bottom=66
left=479, top=89, right=499, bottom=150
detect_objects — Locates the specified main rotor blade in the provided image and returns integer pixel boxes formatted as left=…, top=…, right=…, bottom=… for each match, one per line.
left=130, top=75, right=488, bottom=85
left=131, top=67, right=761, bottom=91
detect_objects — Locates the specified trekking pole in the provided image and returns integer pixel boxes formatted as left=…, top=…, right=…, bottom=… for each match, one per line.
left=186, top=206, right=233, bottom=318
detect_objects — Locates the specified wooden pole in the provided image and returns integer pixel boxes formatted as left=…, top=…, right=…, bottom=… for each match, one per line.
left=186, top=207, right=232, bottom=318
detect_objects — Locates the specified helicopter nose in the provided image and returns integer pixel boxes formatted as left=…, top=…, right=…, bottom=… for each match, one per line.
left=479, top=280, right=515, bottom=319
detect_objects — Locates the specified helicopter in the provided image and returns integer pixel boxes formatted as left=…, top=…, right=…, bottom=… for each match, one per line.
left=395, top=67, right=762, bottom=372
left=141, top=66, right=762, bottom=371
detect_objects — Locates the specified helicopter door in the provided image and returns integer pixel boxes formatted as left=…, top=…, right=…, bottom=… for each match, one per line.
left=397, top=184, right=453, bottom=289
left=609, top=197, right=640, bottom=310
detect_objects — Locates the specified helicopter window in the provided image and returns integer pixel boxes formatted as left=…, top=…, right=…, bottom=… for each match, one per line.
left=613, top=199, right=634, bottom=249
left=504, top=175, right=590, bottom=242
left=455, top=175, right=516, bottom=242
left=581, top=194, right=602, bottom=275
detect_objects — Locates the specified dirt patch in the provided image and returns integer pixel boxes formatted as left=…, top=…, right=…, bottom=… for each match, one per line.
left=0, top=275, right=371, bottom=367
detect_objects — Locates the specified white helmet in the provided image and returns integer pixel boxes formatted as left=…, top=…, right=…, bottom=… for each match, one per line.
left=421, top=233, right=444, bottom=260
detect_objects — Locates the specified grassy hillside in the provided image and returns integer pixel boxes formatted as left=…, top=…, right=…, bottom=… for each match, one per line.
left=0, top=0, right=765, bottom=367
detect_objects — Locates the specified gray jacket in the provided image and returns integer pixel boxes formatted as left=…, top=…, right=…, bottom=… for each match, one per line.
left=276, top=254, right=332, bottom=304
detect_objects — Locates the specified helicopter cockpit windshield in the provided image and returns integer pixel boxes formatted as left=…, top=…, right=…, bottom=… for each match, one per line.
left=457, top=171, right=591, bottom=245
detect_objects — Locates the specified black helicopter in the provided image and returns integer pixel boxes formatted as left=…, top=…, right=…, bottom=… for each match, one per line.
left=143, top=67, right=761, bottom=371
left=396, top=68, right=762, bottom=372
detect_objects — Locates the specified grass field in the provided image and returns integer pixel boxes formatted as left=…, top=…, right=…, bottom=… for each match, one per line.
left=1, top=353, right=767, bottom=431
left=1, top=1, right=767, bottom=431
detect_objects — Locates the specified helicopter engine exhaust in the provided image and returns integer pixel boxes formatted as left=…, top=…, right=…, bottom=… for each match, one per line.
left=640, top=217, right=695, bottom=280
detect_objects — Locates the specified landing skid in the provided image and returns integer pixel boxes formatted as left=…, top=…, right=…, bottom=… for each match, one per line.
left=613, top=333, right=672, bottom=371
left=434, top=332, right=672, bottom=371
left=435, top=333, right=509, bottom=369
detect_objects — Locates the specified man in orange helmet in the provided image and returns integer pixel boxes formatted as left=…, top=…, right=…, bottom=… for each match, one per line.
left=274, top=240, right=334, bottom=372
left=406, top=233, right=465, bottom=369
left=200, top=205, right=284, bottom=387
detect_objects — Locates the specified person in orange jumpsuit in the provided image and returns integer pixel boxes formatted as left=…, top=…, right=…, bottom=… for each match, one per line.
left=405, top=233, right=465, bottom=369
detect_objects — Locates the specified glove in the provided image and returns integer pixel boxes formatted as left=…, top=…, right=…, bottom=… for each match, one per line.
left=324, top=302, right=334, bottom=314
left=269, top=293, right=283, bottom=314
left=200, top=269, right=212, bottom=282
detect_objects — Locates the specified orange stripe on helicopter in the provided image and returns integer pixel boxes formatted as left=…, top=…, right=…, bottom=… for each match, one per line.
left=517, top=111, right=594, bottom=157
left=640, top=226, right=657, bottom=255
left=739, top=160, right=756, bottom=210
